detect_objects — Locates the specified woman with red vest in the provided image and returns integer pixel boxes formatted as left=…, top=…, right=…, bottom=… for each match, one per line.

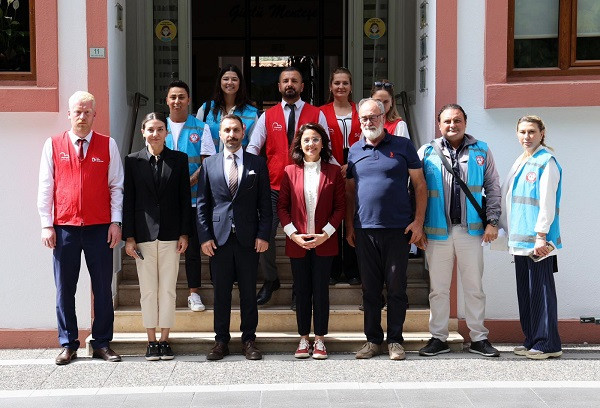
left=320, top=67, right=361, bottom=285
left=370, top=80, right=410, bottom=139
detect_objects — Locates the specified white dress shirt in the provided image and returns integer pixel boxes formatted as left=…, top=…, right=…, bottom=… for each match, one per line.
left=37, top=130, right=124, bottom=228
left=222, top=148, right=244, bottom=189
left=246, top=100, right=338, bottom=165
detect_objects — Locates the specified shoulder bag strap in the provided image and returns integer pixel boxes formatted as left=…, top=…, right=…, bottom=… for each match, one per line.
left=430, top=141, right=487, bottom=224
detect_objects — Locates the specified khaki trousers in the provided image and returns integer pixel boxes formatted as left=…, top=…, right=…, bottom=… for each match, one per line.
left=425, top=225, right=489, bottom=342
left=135, top=240, right=179, bottom=329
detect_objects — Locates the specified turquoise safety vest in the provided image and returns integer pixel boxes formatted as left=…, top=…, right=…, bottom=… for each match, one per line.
left=202, top=101, right=258, bottom=152
left=165, top=115, right=206, bottom=205
left=508, top=149, right=562, bottom=249
left=423, top=141, right=488, bottom=240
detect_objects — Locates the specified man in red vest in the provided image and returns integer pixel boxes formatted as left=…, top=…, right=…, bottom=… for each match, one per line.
left=38, top=91, right=124, bottom=365
left=247, top=67, right=334, bottom=307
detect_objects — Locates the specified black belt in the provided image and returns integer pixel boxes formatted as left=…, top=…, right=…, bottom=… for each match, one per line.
left=451, top=218, right=461, bottom=225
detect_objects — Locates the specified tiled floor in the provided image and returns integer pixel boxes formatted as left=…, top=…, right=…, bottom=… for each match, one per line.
left=0, top=345, right=599, bottom=407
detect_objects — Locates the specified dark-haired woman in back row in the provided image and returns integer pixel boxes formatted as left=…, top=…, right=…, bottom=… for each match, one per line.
left=196, top=64, right=258, bottom=152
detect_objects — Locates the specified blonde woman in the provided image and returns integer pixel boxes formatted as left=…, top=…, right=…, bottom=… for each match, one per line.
left=501, top=115, right=562, bottom=360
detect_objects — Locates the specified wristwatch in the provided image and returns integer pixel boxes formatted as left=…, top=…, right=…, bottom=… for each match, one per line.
left=112, top=222, right=122, bottom=228
left=487, top=219, right=499, bottom=227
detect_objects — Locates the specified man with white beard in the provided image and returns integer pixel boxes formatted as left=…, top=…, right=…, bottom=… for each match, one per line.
left=345, top=98, right=427, bottom=360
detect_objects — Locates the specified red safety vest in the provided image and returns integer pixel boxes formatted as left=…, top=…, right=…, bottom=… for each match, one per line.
left=51, top=131, right=111, bottom=226
left=384, top=119, right=402, bottom=135
left=264, top=103, right=321, bottom=190
left=320, top=102, right=361, bottom=164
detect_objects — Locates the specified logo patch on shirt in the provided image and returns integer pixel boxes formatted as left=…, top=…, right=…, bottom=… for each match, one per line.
left=189, top=133, right=199, bottom=143
left=59, top=152, right=70, bottom=161
left=92, top=157, right=104, bottom=163
left=526, top=172, right=537, bottom=183
left=272, top=122, right=283, bottom=132
left=389, top=151, right=395, bottom=158
left=476, top=155, right=485, bottom=166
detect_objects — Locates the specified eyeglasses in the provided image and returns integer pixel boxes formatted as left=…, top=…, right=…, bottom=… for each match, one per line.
left=374, top=81, right=394, bottom=89
left=301, top=137, right=322, bottom=145
left=359, top=113, right=384, bottom=123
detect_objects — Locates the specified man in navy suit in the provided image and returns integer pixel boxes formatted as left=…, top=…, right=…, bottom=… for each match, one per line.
left=197, top=114, right=272, bottom=360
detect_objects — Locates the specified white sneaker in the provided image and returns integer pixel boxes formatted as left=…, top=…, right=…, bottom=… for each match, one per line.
left=312, top=339, right=328, bottom=360
left=188, top=293, right=205, bottom=312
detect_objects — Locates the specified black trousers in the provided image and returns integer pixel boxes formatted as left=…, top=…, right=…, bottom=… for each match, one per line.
left=290, top=251, right=333, bottom=336
left=331, top=219, right=359, bottom=281
left=210, top=233, right=259, bottom=344
left=355, top=228, right=410, bottom=345
left=186, top=205, right=203, bottom=288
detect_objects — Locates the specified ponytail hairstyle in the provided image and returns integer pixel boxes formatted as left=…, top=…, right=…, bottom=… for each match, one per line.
left=517, top=115, right=553, bottom=151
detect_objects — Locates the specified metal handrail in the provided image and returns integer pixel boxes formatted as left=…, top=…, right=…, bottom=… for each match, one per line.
left=126, top=92, right=149, bottom=155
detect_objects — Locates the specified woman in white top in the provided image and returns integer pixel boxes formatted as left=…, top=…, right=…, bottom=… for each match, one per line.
left=319, top=68, right=361, bottom=285
left=501, top=115, right=562, bottom=360
left=277, top=123, right=345, bottom=360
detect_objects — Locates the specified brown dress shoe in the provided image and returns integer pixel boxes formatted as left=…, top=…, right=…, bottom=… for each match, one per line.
left=242, top=340, right=262, bottom=360
left=207, top=341, right=230, bottom=361
left=55, top=347, right=77, bottom=365
left=92, top=347, right=122, bottom=362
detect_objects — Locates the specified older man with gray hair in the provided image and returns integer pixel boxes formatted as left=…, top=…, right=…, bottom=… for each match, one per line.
left=345, top=98, right=427, bottom=360
left=38, top=91, right=124, bottom=365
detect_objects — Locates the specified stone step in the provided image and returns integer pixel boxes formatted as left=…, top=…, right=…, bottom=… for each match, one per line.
left=113, top=307, right=446, bottom=333
left=85, top=331, right=464, bottom=356
left=116, top=280, right=431, bottom=308
left=119, top=255, right=428, bottom=283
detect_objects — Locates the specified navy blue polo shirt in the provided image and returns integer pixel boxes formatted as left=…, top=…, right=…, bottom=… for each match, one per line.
left=347, top=131, right=422, bottom=228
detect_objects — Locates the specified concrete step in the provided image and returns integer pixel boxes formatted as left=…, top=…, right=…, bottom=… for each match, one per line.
left=85, top=331, right=464, bottom=356
left=113, top=306, right=445, bottom=333
left=115, top=280, right=431, bottom=308
left=119, top=255, right=428, bottom=283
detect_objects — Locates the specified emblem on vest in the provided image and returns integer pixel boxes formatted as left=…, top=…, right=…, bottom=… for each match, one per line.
left=189, top=133, right=199, bottom=143
left=59, top=152, right=70, bottom=161
left=526, top=172, right=537, bottom=183
left=476, top=155, right=485, bottom=166
left=390, top=151, right=395, bottom=158
left=272, top=122, right=283, bottom=132
left=92, top=157, right=104, bottom=163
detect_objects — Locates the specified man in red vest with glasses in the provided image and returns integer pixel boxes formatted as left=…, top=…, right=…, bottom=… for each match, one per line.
left=38, top=91, right=124, bottom=365
left=247, top=67, right=336, bottom=307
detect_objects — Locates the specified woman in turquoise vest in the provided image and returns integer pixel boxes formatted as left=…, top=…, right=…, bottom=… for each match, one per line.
left=196, top=64, right=258, bottom=152
left=501, top=115, right=562, bottom=360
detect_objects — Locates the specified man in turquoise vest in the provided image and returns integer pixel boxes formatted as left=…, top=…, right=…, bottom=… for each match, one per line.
left=417, top=104, right=502, bottom=358
left=165, top=80, right=216, bottom=313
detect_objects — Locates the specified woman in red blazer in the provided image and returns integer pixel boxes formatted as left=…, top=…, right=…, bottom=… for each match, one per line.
left=277, top=123, right=345, bottom=360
